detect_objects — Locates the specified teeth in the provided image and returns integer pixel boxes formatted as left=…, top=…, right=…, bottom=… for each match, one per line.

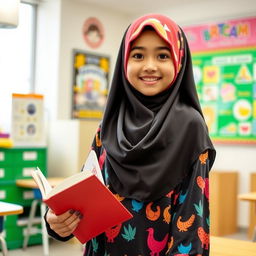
left=141, top=77, right=159, bottom=81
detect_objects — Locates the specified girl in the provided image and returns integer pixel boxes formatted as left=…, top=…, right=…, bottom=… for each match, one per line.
left=46, top=14, right=216, bottom=255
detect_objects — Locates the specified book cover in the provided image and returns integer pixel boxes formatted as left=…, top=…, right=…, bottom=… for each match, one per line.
left=32, top=150, right=133, bottom=244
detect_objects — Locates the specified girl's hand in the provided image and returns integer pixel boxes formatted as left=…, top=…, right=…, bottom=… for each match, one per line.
left=46, top=208, right=83, bottom=237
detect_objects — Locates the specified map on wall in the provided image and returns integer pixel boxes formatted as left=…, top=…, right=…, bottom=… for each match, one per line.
left=183, top=16, right=256, bottom=143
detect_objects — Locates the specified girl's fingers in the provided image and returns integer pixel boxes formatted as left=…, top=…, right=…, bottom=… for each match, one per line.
left=46, top=209, right=83, bottom=237
left=47, top=209, right=74, bottom=224
left=53, top=217, right=81, bottom=237
left=50, top=211, right=81, bottom=230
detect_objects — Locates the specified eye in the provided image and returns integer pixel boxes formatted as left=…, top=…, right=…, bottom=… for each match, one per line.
left=158, top=53, right=170, bottom=60
left=132, top=53, right=144, bottom=59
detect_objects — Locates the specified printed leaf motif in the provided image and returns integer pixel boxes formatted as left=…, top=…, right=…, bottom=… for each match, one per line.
left=206, top=217, right=210, bottom=227
left=121, top=224, right=136, bottom=241
left=194, top=200, right=203, bottom=217
left=104, top=166, right=109, bottom=181
left=92, top=238, right=98, bottom=252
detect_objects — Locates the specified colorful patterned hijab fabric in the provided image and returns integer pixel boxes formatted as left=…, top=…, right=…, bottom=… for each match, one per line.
left=101, top=14, right=216, bottom=201
left=124, top=14, right=184, bottom=86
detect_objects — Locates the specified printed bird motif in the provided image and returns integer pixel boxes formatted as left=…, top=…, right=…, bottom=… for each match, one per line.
left=197, top=227, right=209, bottom=250
left=114, top=193, right=125, bottom=201
left=132, top=199, right=144, bottom=212
left=96, top=129, right=102, bottom=147
left=105, top=223, right=122, bottom=243
left=196, top=176, right=205, bottom=193
left=163, top=205, right=171, bottom=224
left=99, top=149, right=106, bottom=169
left=165, top=236, right=174, bottom=254
left=146, top=202, right=161, bottom=221
left=178, top=191, right=188, bottom=204
left=146, top=228, right=168, bottom=256
left=204, top=178, right=209, bottom=200
left=177, top=242, right=192, bottom=255
left=177, top=214, right=195, bottom=232
left=199, top=151, right=208, bottom=165
left=174, top=192, right=180, bottom=205
left=166, top=190, right=174, bottom=198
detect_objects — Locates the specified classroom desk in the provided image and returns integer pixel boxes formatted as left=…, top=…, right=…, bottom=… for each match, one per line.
left=16, top=177, right=64, bottom=190
left=16, top=178, right=64, bottom=256
left=238, top=192, right=256, bottom=242
left=0, top=202, right=23, bottom=256
left=211, top=236, right=256, bottom=256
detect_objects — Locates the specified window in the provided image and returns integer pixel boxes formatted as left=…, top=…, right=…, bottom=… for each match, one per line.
left=0, top=2, right=37, bottom=132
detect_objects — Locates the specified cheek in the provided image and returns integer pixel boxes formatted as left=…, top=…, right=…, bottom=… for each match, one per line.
left=166, top=63, right=175, bottom=84
left=126, top=62, right=136, bottom=83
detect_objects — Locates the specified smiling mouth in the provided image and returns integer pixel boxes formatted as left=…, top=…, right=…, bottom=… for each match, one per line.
left=140, top=77, right=161, bottom=83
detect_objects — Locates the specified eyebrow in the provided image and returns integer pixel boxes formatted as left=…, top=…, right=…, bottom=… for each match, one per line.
left=130, top=46, right=171, bottom=52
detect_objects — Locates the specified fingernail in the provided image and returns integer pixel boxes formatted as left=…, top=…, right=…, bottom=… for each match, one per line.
left=79, top=214, right=83, bottom=219
left=75, top=211, right=80, bottom=216
left=69, top=209, right=75, bottom=214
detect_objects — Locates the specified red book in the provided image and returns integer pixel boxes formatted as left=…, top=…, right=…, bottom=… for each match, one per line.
left=32, top=150, right=133, bottom=244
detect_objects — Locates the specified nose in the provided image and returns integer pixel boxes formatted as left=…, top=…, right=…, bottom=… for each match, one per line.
left=143, top=58, right=157, bottom=72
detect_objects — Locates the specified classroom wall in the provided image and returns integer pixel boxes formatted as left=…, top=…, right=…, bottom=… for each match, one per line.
left=35, top=0, right=256, bottom=228
left=59, top=0, right=131, bottom=119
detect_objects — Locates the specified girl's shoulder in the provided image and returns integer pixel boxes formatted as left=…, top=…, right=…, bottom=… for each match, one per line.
left=182, top=107, right=207, bottom=132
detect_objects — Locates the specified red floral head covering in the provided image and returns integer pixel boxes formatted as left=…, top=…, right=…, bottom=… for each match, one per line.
left=124, top=14, right=184, bottom=86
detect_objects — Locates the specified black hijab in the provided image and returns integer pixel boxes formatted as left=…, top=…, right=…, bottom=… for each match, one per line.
left=101, top=14, right=216, bottom=201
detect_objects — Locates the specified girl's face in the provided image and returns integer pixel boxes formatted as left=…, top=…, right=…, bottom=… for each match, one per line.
left=127, top=29, right=175, bottom=96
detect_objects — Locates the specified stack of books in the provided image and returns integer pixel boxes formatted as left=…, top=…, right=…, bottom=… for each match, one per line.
left=0, top=133, right=13, bottom=148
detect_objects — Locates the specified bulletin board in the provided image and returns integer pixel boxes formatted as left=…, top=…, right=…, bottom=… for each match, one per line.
left=71, top=49, right=110, bottom=119
left=183, top=17, right=256, bottom=144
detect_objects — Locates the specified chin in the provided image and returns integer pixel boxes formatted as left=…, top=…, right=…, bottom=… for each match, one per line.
left=140, top=90, right=159, bottom=96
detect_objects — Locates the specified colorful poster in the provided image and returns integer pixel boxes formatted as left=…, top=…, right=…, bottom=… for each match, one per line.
left=184, top=17, right=256, bottom=143
left=183, top=17, right=256, bottom=52
left=72, top=50, right=110, bottom=119
left=11, top=94, right=46, bottom=147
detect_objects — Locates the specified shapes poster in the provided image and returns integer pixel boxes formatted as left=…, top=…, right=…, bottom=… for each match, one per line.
left=72, top=50, right=110, bottom=119
left=11, top=94, right=46, bottom=147
left=184, top=17, right=256, bottom=143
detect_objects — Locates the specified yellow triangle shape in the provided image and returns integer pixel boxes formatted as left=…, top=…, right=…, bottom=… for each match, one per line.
left=236, top=65, right=252, bottom=83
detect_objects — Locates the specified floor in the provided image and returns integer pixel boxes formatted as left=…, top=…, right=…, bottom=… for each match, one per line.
left=7, top=238, right=83, bottom=256
left=5, top=229, right=251, bottom=256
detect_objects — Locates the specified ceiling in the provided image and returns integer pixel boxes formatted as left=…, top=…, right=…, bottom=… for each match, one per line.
left=76, top=0, right=205, bottom=16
